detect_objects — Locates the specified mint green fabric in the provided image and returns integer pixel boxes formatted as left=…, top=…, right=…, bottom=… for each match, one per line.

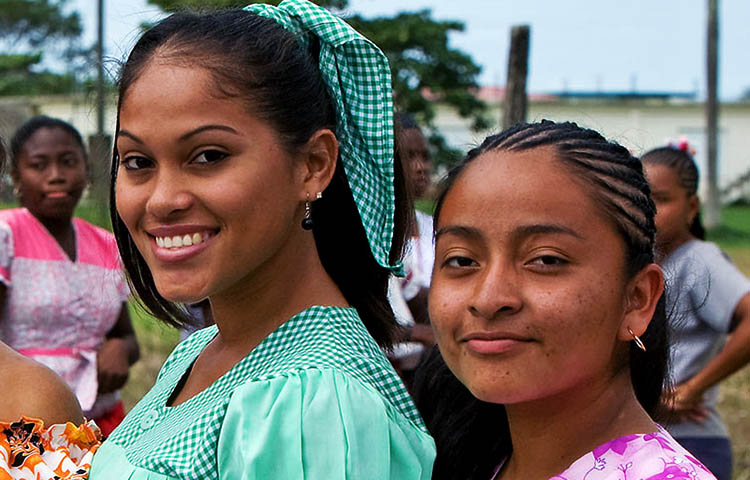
left=89, top=306, right=434, bottom=479
left=218, top=370, right=434, bottom=479
left=245, top=0, right=400, bottom=273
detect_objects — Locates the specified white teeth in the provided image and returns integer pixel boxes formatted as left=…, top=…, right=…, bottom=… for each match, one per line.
left=155, top=232, right=210, bottom=250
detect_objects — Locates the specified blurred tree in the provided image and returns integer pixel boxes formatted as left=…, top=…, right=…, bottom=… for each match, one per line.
left=0, top=0, right=89, bottom=95
left=146, top=0, right=488, bottom=168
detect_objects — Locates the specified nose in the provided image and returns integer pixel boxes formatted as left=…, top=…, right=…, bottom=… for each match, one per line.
left=145, top=170, right=194, bottom=219
left=468, top=263, right=522, bottom=320
left=47, top=162, right=65, bottom=184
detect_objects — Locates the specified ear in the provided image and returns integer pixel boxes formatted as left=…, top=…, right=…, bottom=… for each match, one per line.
left=617, top=263, right=664, bottom=341
left=687, top=193, right=700, bottom=226
left=296, top=128, right=338, bottom=200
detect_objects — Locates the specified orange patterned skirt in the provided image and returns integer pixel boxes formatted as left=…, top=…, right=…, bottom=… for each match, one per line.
left=0, top=417, right=101, bottom=479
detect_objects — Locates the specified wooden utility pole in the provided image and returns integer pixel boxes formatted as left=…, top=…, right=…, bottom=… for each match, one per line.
left=89, top=0, right=111, bottom=218
left=502, top=25, right=530, bottom=129
left=705, top=0, right=720, bottom=228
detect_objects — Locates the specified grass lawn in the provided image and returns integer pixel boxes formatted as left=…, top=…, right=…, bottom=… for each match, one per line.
left=708, top=206, right=750, bottom=479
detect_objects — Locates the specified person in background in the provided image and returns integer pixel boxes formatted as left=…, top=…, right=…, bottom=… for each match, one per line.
left=414, top=121, right=716, bottom=479
left=643, top=142, right=750, bottom=480
left=388, top=113, right=435, bottom=385
left=88, top=2, right=434, bottom=478
left=1, top=116, right=140, bottom=437
left=0, top=132, right=101, bottom=479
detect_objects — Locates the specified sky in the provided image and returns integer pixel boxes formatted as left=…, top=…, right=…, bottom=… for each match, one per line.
left=69, top=0, right=750, bottom=100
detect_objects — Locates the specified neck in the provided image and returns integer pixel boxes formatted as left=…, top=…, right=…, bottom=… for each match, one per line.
left=499, top=368, right=656, bottom=479
left=29, top=210, right=74, bottom=240
left=657, top=231, right=695, bottom=261
left=208, top=230, right=347, bottom=354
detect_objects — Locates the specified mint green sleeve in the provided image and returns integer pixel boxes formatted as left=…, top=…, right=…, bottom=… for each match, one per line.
left=216, top=368, right=435, bottom=479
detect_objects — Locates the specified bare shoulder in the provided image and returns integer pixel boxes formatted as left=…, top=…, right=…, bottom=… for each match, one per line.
left=0, top=343, right=84, bottom=425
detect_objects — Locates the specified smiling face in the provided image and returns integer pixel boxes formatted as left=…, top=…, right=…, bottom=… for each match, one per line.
left=13, top=127, right=87, bottom=223
left=429, top=146, right=634, bottom=405
left=115, top=61, right=306, bottom=303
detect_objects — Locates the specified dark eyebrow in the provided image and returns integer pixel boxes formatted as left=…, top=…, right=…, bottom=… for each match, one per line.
left=117, top=125, right=240, bottom=144
left=434, top=225, right=482, bottom=241
left=513, top=224, right=584, bottom=240
left=117, top=130, right=143, bottom=144
left=179, top=125, right=239, bottom=141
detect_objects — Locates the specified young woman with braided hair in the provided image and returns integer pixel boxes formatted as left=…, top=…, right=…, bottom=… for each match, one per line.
left=643, top=144, right=750, bottom=480
left=413, top=120, right=716, bottom=479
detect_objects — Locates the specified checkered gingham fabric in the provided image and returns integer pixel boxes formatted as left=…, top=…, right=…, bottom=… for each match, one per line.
left=106, top=307, right=425, bottom=478
left=246, top=0, right=401, bottom=273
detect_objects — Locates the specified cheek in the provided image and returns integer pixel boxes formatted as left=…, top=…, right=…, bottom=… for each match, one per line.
left=114, top=179, right=143, bottom=229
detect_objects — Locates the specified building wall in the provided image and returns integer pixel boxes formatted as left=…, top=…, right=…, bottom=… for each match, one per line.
left=435, top=100, right=750, bottom=198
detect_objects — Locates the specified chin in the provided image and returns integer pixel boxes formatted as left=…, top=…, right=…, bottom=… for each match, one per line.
left=154, top=282, right=208, bottom=304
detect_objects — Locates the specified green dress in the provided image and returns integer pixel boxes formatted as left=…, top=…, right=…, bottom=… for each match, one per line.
left=89, top=306, right=435, bottom=479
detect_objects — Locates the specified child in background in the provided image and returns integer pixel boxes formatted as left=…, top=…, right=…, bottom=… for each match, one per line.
left=643, top=143, right=750, bottom=480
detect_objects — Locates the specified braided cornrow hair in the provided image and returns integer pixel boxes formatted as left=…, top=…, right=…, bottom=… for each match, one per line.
left=412, top=120, right=670, bottom=480
left=641, top=146, right=705, bottom=240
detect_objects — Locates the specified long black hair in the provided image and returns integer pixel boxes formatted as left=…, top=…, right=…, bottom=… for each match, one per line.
left=641, top=146, right=705, bottom=240
left=110, top=10, right=409, bottom=348
left=412, top=120, right=670, bottom=479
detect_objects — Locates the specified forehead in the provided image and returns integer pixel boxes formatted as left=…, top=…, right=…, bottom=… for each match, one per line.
left=22, top=127, right=79, bottom=153
left=399, top=129, right=427, bottom=150
left=644, top=163, right=681, bottom=191
left=119, top=62, right=252, bottom=132
left=439, top=146, right=614, bottom=238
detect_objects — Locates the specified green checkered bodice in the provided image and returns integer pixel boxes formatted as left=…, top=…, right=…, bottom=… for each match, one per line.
left=105, top=306, right=425, bottom=478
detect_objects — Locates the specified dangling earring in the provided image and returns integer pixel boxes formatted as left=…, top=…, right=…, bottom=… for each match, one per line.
left=627, top=327, right=647, bottom=352
left=302, top=193, right=313, bottom=230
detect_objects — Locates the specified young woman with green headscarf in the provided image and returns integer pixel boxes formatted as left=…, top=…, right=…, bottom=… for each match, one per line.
left=88, top=1, right=435, bottom=478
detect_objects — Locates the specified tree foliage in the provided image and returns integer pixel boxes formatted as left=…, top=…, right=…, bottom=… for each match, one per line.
left=0, top=0, right=87, bottom=95
left=347, top=11, right=488, bottom=166
left=147, top=0, right=488, bottom=167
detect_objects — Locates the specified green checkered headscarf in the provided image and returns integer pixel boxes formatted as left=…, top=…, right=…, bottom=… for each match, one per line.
left=244, top=0, right=400, bottom=273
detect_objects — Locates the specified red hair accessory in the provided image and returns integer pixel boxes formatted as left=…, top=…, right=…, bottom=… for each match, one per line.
left=668, top=136, right=696, bottom=156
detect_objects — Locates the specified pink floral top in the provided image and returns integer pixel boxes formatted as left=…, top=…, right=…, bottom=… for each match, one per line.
left=0, top=208, right=129, bottom=417
left=493, top=426, right=716, bottom=479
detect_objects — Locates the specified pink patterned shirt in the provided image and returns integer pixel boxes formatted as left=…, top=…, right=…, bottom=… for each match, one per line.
left=493, top=426, right=716, bottom=479
left=0, top=208, right=129, bottom=417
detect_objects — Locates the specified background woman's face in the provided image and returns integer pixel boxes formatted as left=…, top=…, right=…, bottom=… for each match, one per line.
left=429, top=146, right=632, bottom=406
left=13, top=127, right=87, bottom=222
left=115, top=62, right=305, bottom=303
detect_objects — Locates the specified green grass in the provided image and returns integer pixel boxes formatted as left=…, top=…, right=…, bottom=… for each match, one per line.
left=121, top=302, right=180, bottom=410
left=708, top=206, right=750, bottom=248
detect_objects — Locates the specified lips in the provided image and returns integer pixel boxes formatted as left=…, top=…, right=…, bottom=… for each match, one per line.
left=144, top=224, right=219, bottom=263
left=44, top=191, right=70, bottom=199
left=460, top=331, right=531, bottom=355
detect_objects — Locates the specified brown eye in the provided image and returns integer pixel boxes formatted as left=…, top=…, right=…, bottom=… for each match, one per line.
left=445, top=256, right=477, bottom=268
left=192, top=150, right=228, bottom=165
left=121, top=156, right=153, bottom=170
